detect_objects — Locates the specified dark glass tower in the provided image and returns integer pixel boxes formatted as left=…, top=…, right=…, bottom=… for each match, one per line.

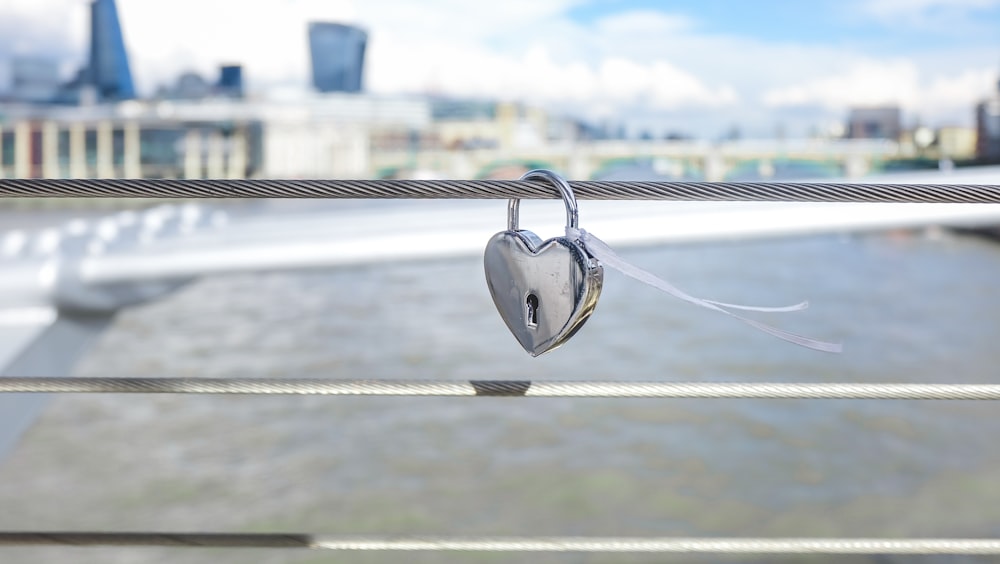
left=308, top=22, right=367, bottom=93
left=976, top=70, right=1000, bottom=161
left=217, top=64, right=244, bottom=98
left=86, top=0, right=135, bottom=101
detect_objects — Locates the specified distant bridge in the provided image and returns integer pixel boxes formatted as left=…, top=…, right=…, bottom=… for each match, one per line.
left=1, top=103, right=898, bottom=181
left=371, top=138, right=900, bottom=181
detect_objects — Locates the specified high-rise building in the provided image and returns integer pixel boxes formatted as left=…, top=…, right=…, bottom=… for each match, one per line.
left=168, top=72, right=212, bottom=99
left=846, top=106, right=902, bottom=140
left=308, top=22, right=367, bottom=93
left=217, top=64, right=244, bottom=98
left=85, top=0, right=135, bottom=101
left=10, top=56, right=61, bottom=103
left=976, top=72, right=1000, bottom=162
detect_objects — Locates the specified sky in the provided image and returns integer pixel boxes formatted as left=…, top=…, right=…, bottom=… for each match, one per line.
left=0, top=0, right=998, bottom=138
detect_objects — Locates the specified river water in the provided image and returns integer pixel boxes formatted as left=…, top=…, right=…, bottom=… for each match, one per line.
left=3, top=190, right=1000, bottom=563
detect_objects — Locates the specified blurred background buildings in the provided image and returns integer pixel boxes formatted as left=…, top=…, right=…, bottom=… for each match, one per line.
left=0, top=0, right=998, bottom=181
left=308, top=22, right=367, bottom=94
left=80, top=0, right=135, bottom=102
left=978, top=75, right=1000, bottom=161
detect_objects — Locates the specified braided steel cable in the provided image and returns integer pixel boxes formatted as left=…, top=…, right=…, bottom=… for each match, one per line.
left=4, top=377, right=1000, bottom=399
left=3, top=533, right=1000, bottom=553
left=1, top=178, right=1000, bottom=202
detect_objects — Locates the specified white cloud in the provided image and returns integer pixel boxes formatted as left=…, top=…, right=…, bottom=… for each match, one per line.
left=0, top=0, right=736, bottom=111
left=0, top=0, right=996, bottom=134
left=763, top=60, right=997, bottom=124
left=857, top=0, right=1000, bottom=30
left=117, top=0, right=360, bottom=89
left=598, top=58, right=738, bottom=109
left=343, top=5, right=737, bottom=111
left=0, top=0, right=86, bottom=67
left=862, top=0, right=999, bottom=19
left=922, top=67, right=999, bottom=121
left=763, top=60, right=922, bottom=109
left=594, top=10, right=693, bottom=35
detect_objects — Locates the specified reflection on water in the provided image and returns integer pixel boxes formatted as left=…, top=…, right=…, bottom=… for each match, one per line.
left=2, top=211, right=1000, bottom=563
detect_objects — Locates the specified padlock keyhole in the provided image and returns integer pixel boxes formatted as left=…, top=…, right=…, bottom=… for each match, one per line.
left=526, top=293, right=539, bottom=328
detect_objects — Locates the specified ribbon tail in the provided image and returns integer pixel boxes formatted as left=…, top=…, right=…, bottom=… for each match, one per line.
left=717, top=311, right=843, bottom=353
left=570, top=228, right=842, bottom=354
left=703, top=299, right=809, bottom=313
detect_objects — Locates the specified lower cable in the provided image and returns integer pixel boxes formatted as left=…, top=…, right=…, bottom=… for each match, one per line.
left=2, top=533, right=1000, bottom=553
left=1, top=377, right=1000, bottom=400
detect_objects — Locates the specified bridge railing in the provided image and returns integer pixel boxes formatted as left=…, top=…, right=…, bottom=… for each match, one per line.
left=2, top=174, right=1000, bottom=555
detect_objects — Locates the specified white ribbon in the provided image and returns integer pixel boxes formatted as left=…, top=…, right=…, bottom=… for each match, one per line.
left=567, top=227, right=842, bottom=353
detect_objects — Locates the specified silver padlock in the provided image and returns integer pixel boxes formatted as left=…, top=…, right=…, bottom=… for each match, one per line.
left=483, top=170, right=604, bottom=356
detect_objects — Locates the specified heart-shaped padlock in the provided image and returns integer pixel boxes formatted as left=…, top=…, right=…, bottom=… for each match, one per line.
left=484, top=170, right=603, bottom=356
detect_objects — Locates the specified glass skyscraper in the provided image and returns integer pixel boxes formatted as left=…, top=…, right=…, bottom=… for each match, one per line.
left=217, top=65, right=245, bottom=98
left=308, top=22, right=367, bottom=93
left=86, top=0, right=135, bottom=101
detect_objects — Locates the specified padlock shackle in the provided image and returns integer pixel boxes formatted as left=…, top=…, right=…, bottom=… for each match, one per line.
left=508, top=169, right=579, bottom=231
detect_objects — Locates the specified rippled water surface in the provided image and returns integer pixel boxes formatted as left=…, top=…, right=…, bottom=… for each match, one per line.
left=3, top=203, right=1000, bottom=563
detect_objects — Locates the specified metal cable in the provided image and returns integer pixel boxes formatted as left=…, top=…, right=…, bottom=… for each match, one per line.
left=3, top=533, right=1000, bottom=553
left=1, top=178, right=1000, bottom=202
left=4, top=377, right=1000, bottom=399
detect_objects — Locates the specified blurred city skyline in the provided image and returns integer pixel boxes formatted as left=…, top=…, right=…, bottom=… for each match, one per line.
left=0, top=0, right=998, bottom=138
